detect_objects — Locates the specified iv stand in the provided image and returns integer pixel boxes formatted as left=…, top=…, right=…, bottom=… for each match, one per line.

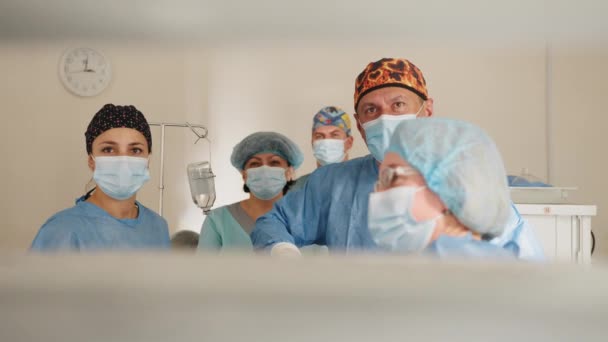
left=149, top=122, right=209, bottom=217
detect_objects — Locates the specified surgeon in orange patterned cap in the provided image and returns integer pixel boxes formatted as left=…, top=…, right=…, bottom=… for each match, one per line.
left=353, top=58, right=434, bottom=162
left=252, top=57, right=543, bottom=262
left=251, top=58, right=436, bottom=254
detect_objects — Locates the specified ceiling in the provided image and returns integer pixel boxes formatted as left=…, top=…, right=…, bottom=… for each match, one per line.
left=1, top=0, right=607, bottom=43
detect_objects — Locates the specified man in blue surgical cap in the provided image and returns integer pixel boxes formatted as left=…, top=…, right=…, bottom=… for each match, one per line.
left=251, top=58, right=544, bottom=260
left=291, top=106, right=354, bottom=191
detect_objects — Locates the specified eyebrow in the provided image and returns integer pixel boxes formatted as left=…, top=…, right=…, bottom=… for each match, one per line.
left=97, top=141, right=145, bottom=147
left=389, top=95, right=407, bottom=102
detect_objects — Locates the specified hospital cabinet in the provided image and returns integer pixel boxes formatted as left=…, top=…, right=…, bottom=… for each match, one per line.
left=516, top=204, right=596, bottom=263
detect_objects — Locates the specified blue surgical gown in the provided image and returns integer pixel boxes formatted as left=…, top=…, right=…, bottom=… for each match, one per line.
left=426, top=234, right=517, bottom=259
left=31, top=196, right=170, bottom=251
left=252, top=154, right=545, bottom=260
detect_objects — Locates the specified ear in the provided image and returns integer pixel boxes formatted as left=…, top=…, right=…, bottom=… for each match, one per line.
left=241, top=170, right=247, bottom=183
left=354, top=113, right=367, bottom=143
left=423, top=98, right=434, bottom=117
left=87, top=155, right=95, bottom=172
left=285, top=166, right=295, bottom=181
left=344, top=135, right=354, bottom=151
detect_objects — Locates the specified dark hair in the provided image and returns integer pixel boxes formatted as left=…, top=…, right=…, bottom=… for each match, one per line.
left=243, top=180, right=295, bottom=196
left=85, top=104, right=152, bottom=154
left=171, top=230, right=200, bottom=249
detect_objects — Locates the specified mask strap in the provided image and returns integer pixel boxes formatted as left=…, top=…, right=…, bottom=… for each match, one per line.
left=83, top=187, right=96, bottom=200
left=415, top=100, right=426, bottom=116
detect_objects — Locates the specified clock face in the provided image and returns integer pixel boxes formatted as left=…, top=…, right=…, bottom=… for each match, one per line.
left=58, top=47, right=112, bottom=97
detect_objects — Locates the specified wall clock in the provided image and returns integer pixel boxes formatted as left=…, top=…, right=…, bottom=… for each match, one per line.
left=58, top=47, right=112, bottom=97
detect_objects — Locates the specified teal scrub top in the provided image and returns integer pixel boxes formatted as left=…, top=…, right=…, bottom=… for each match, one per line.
left=198, top=202, right=254, bottom=251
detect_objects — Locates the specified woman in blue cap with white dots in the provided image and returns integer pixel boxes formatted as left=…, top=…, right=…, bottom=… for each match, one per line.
left=31, top=104, right=170, bottom=251
left=198, top=131, right=303, bottom=252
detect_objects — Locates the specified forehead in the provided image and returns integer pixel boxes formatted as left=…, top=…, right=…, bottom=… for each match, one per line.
left=93, top=127, right=147, bottom=145
left=313, top=125, right=346, bottom=135
left=358, top=87, right=419, bottom=106
left=379, top=152, right=412, bottom=172
left=246, top=153, right=287, bottom=163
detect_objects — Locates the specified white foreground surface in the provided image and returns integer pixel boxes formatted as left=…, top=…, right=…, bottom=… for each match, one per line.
left=1, top=254, right=607, bottom=341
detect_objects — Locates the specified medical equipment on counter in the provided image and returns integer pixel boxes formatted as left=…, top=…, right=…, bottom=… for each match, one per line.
left=508, top=168, right=577, bottom=204
left=149, top=122, right=214, bottom=216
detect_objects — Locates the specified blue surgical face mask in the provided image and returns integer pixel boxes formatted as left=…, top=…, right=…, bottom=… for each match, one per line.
left=93, top=156, right=150, bottom=200
left=361, top=102, right=425, bottom=162
left=368, top=185, right=442, bottom=253
left=246, top=166, right=287, bottom=200
left=312, top=139, right=346, bottom=166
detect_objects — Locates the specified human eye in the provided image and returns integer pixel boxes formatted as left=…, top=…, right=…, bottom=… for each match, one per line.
left=131, top=147, right=143, bottom=155
left=100, top=146, right=114, bottom=154
left=393, top=101, right=408, bottom=111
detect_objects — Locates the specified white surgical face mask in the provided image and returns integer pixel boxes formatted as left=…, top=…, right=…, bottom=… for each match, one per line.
left=368, top=185, right=442, bottom=253
left=361, top=102, right=425, bottom=162
left=246, top=166, right=287, bottom=200
left=312, top=139, right=346, bottom=166
left=93, top=156, right=150, bottom=200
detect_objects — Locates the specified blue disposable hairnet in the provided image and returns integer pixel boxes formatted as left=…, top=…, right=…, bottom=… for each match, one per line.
left=386, top=118, right=510, bottom=237
left=230, top=131, right=304, bottom=170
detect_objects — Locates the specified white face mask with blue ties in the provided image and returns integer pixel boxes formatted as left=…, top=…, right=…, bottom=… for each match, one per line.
left=245, top=166, right=287, bottom=200
left=93, top=156, right=150, bottom=200
left=368, top=185, right=443, bottom=253
left=361, top=101, right=425, bottom=162
left=312, top=139, right=346, bottom=166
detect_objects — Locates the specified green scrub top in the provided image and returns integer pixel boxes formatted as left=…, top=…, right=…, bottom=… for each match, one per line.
left=198, top=202, right=254, bottom=251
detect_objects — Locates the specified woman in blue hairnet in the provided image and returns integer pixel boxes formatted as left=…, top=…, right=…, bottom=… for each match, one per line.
left=198, top=132, right=303, bottom=251
left=31, top=104, right=170, bottom=251
left=368, top=117, right=523, bottom=258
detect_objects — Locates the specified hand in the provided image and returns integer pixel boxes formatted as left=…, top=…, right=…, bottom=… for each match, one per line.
left=270, top=242, right=302, bottom=258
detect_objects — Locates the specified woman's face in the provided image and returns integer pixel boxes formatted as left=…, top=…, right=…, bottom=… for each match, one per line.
left=377, top=152, right=445, bottom=222
left=88, top=128, right=149, bottom=170
left=241, top=153, right=293, bottom=181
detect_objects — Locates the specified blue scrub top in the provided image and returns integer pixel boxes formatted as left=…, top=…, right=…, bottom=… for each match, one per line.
left=31, top=196, right=170, bottom=251
left=252, top=154, right=544, bottom=260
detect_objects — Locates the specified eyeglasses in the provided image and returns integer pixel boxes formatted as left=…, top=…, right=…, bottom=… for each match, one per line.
left=375, top=166, right=419, bottom=191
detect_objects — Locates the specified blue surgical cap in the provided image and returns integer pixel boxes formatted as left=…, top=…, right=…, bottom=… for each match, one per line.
left=387, top=118, right=510, bottom=237
left=230, top=131, right=304, bottom=170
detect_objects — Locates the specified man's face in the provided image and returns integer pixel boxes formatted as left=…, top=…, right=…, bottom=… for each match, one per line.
left=311, top=125, right=354, bottom=157
left=377, top=152, right=445, bottom=223
left=354, top=87, right=434, bottom=143
left=312, top=125, right=348, bottom=142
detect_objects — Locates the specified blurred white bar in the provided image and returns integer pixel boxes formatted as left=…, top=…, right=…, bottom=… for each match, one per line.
left=1, top=254, right=608, bottom=341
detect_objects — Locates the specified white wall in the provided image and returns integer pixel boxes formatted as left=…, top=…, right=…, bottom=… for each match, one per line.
left=550, top=45, right=608, bottom=256
left=0, top=39, right=604, bottom=256
left=0, top=42, right=210, bottom=249
left=205, top=40, right=547, bottom=208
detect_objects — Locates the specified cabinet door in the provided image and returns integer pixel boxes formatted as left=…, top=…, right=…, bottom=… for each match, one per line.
left=522, top=215, right=557, bottom=259
left=555, top=216, right=576, bottom=262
